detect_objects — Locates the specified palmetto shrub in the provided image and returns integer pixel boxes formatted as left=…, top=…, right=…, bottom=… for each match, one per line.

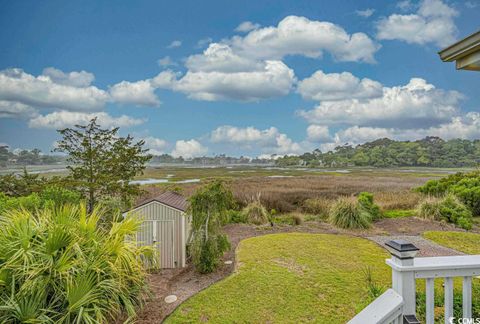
left=0, top=204, right=155, bottom=323
left=329, top=197, right=371, bottom=229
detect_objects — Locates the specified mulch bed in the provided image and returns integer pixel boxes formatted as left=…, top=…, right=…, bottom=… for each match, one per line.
left=135, top=217, right=466, bottom=323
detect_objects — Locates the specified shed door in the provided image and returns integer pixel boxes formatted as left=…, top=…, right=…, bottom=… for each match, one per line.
left=156, top=220, right=175, bottom=268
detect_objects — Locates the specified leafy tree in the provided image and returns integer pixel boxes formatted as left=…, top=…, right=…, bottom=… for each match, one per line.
left=188, top=180, right=235, bottom=273
left=54, top=118, right=151, bottom=211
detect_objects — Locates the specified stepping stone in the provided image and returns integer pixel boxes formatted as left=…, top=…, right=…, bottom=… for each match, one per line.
left=164, top=295, right=177, bottom=304
left=224, top=260, right=233, bottom=265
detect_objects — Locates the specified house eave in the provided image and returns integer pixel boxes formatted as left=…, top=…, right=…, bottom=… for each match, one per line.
left=438, top=30, right=480, bottom=71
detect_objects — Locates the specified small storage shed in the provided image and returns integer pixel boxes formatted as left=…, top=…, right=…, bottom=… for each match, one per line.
left=124, top=191, right=190, bottom=268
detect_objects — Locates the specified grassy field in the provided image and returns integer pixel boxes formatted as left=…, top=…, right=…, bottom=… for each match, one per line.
left=423, top=231, right=480, bottom=254
left=166, top=233, right=391, bottom=323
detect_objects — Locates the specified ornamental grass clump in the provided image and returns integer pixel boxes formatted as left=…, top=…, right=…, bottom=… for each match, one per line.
left=0, top=204, right=154, bottom=323
left=329, top=197, right=371, bottom=229
left=242, top=201, right=270, bottom=225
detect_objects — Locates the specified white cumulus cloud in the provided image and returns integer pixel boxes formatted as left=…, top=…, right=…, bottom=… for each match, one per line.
left=297, top=70, right=383, bottom=101
left=0, top=101, right=38, bottom=119
left=299, top=77, right=462, bottom=129
left=143, top=136, right=168, bottom=155
left=0, top=68, right=109, bottom=111
left=306, top=125, right=331, bottom=142
left=229, top=15, right=380, bottom=63
left=171, top=139, right=207, bottom=158
left=356, top=9, right=375, bottom=18
left=376, top=0, right=458, bottom=47
left=28, top=111, right=145, bottom=129
left=211, top=125, right=302, bottom=154
left=109, top=79, right=161, bottom=107
left=174, top=60, right=295, bottom=101
left=235, top=21, right=261, bottom=32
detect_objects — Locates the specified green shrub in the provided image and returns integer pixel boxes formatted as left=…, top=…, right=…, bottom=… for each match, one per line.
left=190, top=231, right=230, bottom=274
left=302, top=198, right=331, bottom=219
left=416, top=195, right=473, bottom=230
left=226, top=209, right=247, bottom=223
left=0, top=204, right=154, bottom=323
left=241, top=201, right=269, bottom=225
left=450, top=177, right=480, bottom=215
left=416, top=171, right=480, bottom=216
left=416, top=171, right=478, bottom=196
left=0, top=186, right=82, bottom=214
left=329, top=197, right=371, bottom=229
left=358, top=192, right=382, bottom=221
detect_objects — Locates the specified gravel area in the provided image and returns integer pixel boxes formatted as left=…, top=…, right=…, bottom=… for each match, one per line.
left=367, top=235, right=464, bottom=257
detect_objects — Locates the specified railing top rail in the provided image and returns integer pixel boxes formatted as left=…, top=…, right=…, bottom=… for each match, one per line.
left=348, top=289, right=403, bottom=324
left=387, top=254, right=480, bottom=272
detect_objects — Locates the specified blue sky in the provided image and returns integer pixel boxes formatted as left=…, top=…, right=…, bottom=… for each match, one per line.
left=0, top=0, right=478, bottom=158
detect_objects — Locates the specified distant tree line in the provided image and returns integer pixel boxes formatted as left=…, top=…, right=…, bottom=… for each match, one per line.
left=150, top=154, right=273, bottom=165
left=276, top=137, right=480, bottom=168
left=0, top=145, right=65, bottom=167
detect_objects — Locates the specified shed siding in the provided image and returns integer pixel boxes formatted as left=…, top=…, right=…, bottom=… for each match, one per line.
left=128, top=201, right=187, bottom=268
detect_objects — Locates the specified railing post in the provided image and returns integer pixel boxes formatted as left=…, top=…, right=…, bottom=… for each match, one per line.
left=385, top=240, right=420, bottom=324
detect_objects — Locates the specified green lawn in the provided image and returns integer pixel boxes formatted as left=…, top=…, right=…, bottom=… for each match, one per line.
left=423, top=231, right=480, bottom=254
left=166, top=233, right=391, bottom=323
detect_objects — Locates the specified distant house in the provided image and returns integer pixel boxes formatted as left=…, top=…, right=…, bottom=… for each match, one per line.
left=439, top=30, right=480, bottom=71
left=124, top=191, right=191, bottom=268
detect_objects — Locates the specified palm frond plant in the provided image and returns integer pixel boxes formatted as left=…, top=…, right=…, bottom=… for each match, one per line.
left=0, top=204, right=154, bottom=323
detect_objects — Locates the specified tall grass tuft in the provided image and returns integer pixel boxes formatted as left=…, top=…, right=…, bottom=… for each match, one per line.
left=0, top=204, right=155, bottom=323
left=241, top=201, right=270, bottom=225
left=302, top=197, right=331, bottom=220
left=416, top=196, right=445, bottom=220
left=329, top=197, right=371, bottom=229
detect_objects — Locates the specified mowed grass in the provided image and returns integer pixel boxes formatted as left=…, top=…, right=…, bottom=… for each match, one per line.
left=423, top=231, right=480, bottom=254
left=166, top=233, right=391, bottom=323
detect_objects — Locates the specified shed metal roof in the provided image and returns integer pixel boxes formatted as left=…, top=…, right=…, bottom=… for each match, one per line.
left=132, top=191, right=188, bottom=212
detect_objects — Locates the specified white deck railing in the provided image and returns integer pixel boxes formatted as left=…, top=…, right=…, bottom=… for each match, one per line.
left=349, top=239, right=480, bottom=324
left=348, top=289, right=404, bottom=324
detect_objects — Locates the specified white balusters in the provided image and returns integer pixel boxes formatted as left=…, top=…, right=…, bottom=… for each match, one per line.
left=444, top=277, right=454, bottom=324
left=463, top=276, right=472, bottom=319
left=350, top=240, right=480, bottom=324
left=426, top=278, right=435, bottom=324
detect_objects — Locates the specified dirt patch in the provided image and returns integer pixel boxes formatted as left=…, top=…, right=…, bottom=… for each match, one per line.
left=373, top=217, right=460, bottom=235
left=272, top=258, right=308, bottom=276
left=135, top=216, right=463, bottom=323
